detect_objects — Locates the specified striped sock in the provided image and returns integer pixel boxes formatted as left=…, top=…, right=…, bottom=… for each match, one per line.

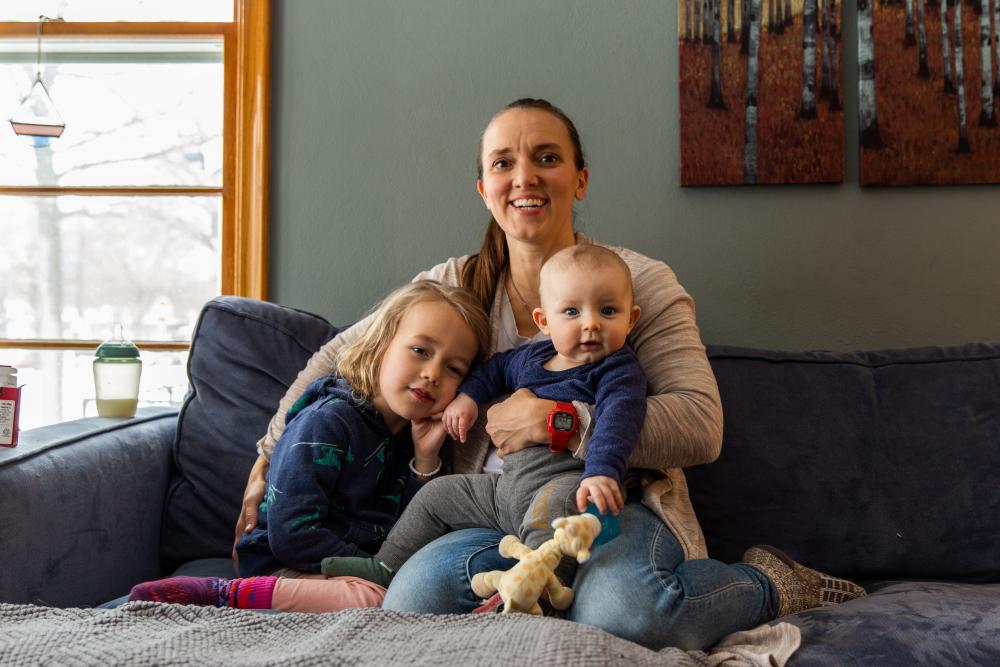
left=129, top=576, right=224, bottom=606
left=128, top=575, right=277, bottom=609
left=221, top=576, right=278, bottom=609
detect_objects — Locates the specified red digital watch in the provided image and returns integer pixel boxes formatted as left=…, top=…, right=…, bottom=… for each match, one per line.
left=546, top=401, right=578, bottom=453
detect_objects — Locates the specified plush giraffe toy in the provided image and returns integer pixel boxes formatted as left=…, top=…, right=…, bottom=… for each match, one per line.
left=470, top=513, right=603, bottom=615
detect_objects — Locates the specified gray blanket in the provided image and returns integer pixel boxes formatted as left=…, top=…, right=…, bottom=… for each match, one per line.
left=1, top=602, right=705, bottom=666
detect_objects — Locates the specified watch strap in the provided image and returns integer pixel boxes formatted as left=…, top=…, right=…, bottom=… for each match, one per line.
left=548, top=401, right=578, bottom=453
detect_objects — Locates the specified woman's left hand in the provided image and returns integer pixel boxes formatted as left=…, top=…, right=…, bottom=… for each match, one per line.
left=485, top=388, right=554, bottom=457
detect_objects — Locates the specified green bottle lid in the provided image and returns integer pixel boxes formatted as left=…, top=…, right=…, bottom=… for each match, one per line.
left=95, top=325, right=140, bottom=359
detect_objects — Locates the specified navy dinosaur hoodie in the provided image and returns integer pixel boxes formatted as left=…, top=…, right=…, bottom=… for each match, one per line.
left=236, top=376, right=421, bottom=577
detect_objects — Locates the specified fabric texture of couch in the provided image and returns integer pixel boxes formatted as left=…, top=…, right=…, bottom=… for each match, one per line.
left=2, top=296, right=998, bottom=665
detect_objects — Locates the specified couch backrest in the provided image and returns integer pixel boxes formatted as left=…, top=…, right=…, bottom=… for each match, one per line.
left=689, top=343, right=1000, bottom=583
left=161, top=297, right=338, bottom=571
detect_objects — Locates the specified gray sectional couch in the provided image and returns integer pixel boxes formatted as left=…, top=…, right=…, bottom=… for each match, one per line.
left=2, top=296, right=998, bottom=665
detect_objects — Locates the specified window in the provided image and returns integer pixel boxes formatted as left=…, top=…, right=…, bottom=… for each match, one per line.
left=0, top=1, right=269, bottom=429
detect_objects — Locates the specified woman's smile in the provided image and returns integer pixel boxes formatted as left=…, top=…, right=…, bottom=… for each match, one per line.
left=510, top=196, right=548, bottom=212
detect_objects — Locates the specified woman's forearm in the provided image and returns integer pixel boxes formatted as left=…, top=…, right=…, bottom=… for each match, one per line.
left=628, top=299, right=722, bottom=470
left=572, top=384, right=720, bottom=470
left=235, top=453, right=271, bottom=541
left=629, top=386, right=722, bottom=469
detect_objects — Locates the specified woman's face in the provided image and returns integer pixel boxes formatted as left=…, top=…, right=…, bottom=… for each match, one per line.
left=477, top=108, right=588, bottom=248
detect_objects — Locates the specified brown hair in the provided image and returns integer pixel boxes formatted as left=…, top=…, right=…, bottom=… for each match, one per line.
left=461, top=98, right=587, bottom=312
left=336, top=281, right=491, bottom=403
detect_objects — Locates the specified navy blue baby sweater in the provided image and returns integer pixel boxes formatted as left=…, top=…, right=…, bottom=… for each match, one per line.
left=236, top=377, right=421, bottom=577
left=459, top=339, right=647, bottom=482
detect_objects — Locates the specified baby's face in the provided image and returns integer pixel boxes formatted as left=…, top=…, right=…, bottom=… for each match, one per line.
left=535, top=264, right=639, bottom=366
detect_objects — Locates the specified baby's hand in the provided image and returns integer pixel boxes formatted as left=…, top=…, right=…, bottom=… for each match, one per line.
left=443, top=393, right=479, bottom=443
left=577, top=475, right=624, bottom=515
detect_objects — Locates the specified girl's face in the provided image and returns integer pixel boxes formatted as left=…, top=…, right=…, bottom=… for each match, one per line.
left=477, top=108, right=588, bottom=249
left=373, top=299, right=480, bottom=432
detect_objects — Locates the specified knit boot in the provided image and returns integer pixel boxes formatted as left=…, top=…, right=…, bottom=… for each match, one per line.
left=743, top=545, right=866, bottom=617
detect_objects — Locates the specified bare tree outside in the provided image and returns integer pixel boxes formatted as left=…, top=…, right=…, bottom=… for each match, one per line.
left=1, top=42, right=222, bottom=427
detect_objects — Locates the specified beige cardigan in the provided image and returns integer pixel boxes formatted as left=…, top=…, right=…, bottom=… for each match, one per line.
left=256, top=232, right=723, bottom=560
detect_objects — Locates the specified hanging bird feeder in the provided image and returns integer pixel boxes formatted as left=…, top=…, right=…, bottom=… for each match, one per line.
left=9, top=16, right=65, bottom=148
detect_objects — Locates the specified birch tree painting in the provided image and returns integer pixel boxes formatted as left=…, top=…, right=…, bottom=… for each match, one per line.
left=860, top=0, right=1000, bottom=184
left=680, top=0, right=844, bottom=185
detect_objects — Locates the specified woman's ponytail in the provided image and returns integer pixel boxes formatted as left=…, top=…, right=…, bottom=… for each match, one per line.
left=461, top=217, right=508, bottom=314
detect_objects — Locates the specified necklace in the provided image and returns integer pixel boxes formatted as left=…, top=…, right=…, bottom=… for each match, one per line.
left=507, top=272, right=535, bottom=315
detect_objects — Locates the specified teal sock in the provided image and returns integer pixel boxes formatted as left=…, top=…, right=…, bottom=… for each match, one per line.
left=320, top=556, right=394, bottom=588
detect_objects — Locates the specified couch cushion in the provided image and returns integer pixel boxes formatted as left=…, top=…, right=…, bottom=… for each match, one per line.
left=783, top=581, right=1000, bottom=665
left=687, top=343, right=1000, bottom=583
left=161, top=297, right=338, bottom=570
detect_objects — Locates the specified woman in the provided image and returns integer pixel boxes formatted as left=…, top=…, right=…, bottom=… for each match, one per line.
left=237, top=98, right=864, bottom=650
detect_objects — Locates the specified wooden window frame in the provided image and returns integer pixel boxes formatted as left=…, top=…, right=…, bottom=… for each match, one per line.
left=0, top=0, right=269, bottom=353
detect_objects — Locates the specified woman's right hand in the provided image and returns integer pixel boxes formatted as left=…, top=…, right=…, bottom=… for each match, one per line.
left=485, top=388, right=555, bottom=457
left=234, top=454, right=269, bottom=542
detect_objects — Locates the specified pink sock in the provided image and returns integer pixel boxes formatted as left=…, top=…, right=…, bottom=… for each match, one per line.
left=224, top=576, right=277, bottom=609
left=129, top=575, right=277, bottom=609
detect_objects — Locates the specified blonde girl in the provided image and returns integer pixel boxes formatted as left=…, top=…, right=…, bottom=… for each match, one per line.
left=129, top=281, right=489, bottom=612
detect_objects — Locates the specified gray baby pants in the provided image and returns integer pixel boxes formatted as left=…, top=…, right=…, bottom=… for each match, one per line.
left=376, top=447, right=584, bottom=572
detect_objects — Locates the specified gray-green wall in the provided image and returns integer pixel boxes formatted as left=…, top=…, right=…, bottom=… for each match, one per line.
left=269, top=0, right=999, bottom=351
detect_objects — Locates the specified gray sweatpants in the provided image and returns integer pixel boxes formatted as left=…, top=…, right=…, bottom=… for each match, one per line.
left=376, top=447, right=584, bottom=572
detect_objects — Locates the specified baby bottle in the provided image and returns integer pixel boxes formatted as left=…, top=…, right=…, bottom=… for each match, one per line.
left=93, top=325, right=142, bottom=418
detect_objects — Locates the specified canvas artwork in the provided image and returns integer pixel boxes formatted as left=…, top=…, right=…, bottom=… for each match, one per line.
left=680, top=0, right=845, bottom=185
left=859, top=0, right=1000, bottom=185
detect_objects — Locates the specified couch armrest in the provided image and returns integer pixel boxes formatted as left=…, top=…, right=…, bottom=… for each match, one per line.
left=0, top=408, right=177, bottom=607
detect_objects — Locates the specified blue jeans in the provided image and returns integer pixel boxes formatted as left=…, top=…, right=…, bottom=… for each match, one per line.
left=382, top=502, right=777, bottom=651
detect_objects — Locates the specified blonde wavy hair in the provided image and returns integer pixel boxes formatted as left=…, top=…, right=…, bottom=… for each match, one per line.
left=336, top=280, right=491, bottom=403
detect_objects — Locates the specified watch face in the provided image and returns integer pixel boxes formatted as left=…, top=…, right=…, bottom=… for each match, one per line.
left=552, top=411, right=575, bottom=432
